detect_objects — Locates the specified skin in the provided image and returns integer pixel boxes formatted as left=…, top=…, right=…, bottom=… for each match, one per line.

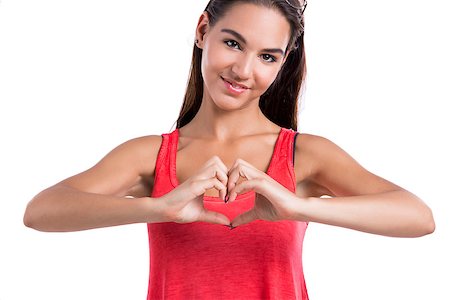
left=23, top=3, right=435, bottom=237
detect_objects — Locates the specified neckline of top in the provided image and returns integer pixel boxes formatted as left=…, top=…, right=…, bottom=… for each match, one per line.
left=169, top=127, right=286, bottom=201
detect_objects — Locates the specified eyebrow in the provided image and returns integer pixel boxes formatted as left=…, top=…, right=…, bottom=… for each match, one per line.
left=220, top=28, right=286, bottom=57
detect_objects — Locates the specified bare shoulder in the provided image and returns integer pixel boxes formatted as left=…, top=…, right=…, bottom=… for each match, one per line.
left=58, top=134, right=164, bottom=197
left=294, top=132, right=332, bottom=178
left=121, top=134, right=164, bottom=197
left=294, top=132, right=401, bottom=197
left=115, top=134, right=163, bottom=177
left=90, top=134, right=163, bottom=177
left=293, top=133, right=334, bottom=197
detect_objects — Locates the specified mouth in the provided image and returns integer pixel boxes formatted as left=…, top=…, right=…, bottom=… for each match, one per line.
left=221, top=77, right=249, bottom=90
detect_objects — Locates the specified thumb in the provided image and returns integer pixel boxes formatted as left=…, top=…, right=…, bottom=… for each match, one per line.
left=200, top=210, right=231, bottom=226
left=231, top=209, right=258, bottom=228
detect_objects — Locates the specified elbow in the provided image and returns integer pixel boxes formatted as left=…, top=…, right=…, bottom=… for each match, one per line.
left=402, top=192, right=435, bottom=237
left=23, top=188, right=56, bottom=231
left=23, top=195, right=47, bottom=231
left=413, top=206, right=435, bottom=237
left=423, top=209, right=436, bottom=236
left=23, top=201, right=38, bottom=230
left=23, top=215, right=35, bottom=229
left=394, top=202, right=435, bottom=238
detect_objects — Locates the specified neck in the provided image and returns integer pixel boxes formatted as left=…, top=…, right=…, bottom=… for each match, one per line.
left=181, top=95, right=270, bottom=142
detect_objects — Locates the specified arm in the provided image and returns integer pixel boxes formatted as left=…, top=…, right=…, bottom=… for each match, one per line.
left=23, top=135, right=169, bottom=232
left=294, top=134, right=435, bottom=237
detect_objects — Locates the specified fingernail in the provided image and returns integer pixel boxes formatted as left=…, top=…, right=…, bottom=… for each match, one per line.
left=224, top=195, right=229, bottom=203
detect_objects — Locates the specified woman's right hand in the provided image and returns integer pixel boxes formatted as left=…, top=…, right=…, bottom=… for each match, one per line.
left=159, top=156, right=231, bottom=226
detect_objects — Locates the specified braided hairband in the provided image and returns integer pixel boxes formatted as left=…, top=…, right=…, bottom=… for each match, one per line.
left=285, top=0, right=308, bottom=17
left=284, top=0, right=307, bottom=49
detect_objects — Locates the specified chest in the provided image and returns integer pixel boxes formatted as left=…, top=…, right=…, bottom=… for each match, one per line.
left=175, top=139, right=319, bottom=198
left=176, top=142, right=273, bottom=197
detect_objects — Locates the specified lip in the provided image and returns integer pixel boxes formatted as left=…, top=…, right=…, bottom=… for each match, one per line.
left=221, top=77, right=249, bottom=90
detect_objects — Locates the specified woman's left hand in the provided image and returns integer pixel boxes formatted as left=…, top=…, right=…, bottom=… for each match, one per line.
left=226, top=158, right=303, bottom=228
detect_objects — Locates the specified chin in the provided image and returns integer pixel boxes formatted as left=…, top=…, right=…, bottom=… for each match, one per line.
left=212, top=97, right=242, bottom=111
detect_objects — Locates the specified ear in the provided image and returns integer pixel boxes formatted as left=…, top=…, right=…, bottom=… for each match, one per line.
left=195, top=12, right=210, bottom=49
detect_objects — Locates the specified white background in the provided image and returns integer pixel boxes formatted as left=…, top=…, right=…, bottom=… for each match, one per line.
left=1, top=0, right=449, bottom=299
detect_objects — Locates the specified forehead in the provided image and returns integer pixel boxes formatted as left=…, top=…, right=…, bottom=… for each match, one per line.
left=211, top=3, right=291, bottom=49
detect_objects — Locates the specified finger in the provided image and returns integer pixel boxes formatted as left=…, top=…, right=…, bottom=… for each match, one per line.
left=227, top=163, right=249, bottom=193
left=199, top=167, right=229, bottom=201
left=231, top=209, right=258, bottom=228
left=192, top=178, right=227, bottom=198
left=227, top=159, right=262, bottom=192
left=200, top=210, right=231, bottom=226
left=201, top=157, right=230, bottom=200
left=228, top=158, right=253, bottom=173
left=204, top=155, right=229, bottom=175
left=228, top=178, right=265, bottom=203
left=214, top=169, right=229, bottom=201
left=200, top=160, right=228, bottom=182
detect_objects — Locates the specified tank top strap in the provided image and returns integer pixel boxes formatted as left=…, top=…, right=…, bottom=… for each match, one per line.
left=276, top=128, right=298, bottom=159
left=283, top=128, right=300, bottom=168
left=151, top=130, right=176, bottom=198
left=269, top=128, right=299, bottom=192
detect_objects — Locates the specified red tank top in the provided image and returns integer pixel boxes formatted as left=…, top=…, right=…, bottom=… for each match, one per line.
left=147, top=127, right=309, bottom=299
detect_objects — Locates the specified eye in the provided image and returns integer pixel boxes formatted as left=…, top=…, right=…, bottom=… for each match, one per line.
left=261, top=54, right=277, bottom=63
left=224, top=40, right=241, bottom=50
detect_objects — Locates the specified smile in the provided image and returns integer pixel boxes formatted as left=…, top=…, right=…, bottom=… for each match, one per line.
left=221, top=77, right=249, bottom=95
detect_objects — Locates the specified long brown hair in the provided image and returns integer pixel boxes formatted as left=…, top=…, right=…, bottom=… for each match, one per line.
left=175, top=0, right=307, bottom=131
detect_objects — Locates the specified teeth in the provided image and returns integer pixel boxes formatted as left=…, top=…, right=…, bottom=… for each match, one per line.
left=224, top=77, right=246, bottom=90
left=229, top=81, right=243, bottom=89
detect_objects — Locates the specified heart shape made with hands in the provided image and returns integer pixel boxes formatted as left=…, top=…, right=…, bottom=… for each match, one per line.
left=206, top=158, right=300, bottom=228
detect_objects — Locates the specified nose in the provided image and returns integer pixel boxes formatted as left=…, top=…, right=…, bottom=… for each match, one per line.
left=231, top=54, right=254, bottom=81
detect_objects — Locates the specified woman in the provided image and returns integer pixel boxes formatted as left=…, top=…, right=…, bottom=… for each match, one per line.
left=23, top=0, right=435, bottom=299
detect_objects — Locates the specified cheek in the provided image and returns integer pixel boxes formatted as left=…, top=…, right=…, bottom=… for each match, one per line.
left=202, top=44, right=229, bottom=74
left=254, top=67, right=281, bottom=91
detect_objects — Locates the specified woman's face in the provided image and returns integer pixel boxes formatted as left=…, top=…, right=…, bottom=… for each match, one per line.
left=196, top=3, right=291, bottom=110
